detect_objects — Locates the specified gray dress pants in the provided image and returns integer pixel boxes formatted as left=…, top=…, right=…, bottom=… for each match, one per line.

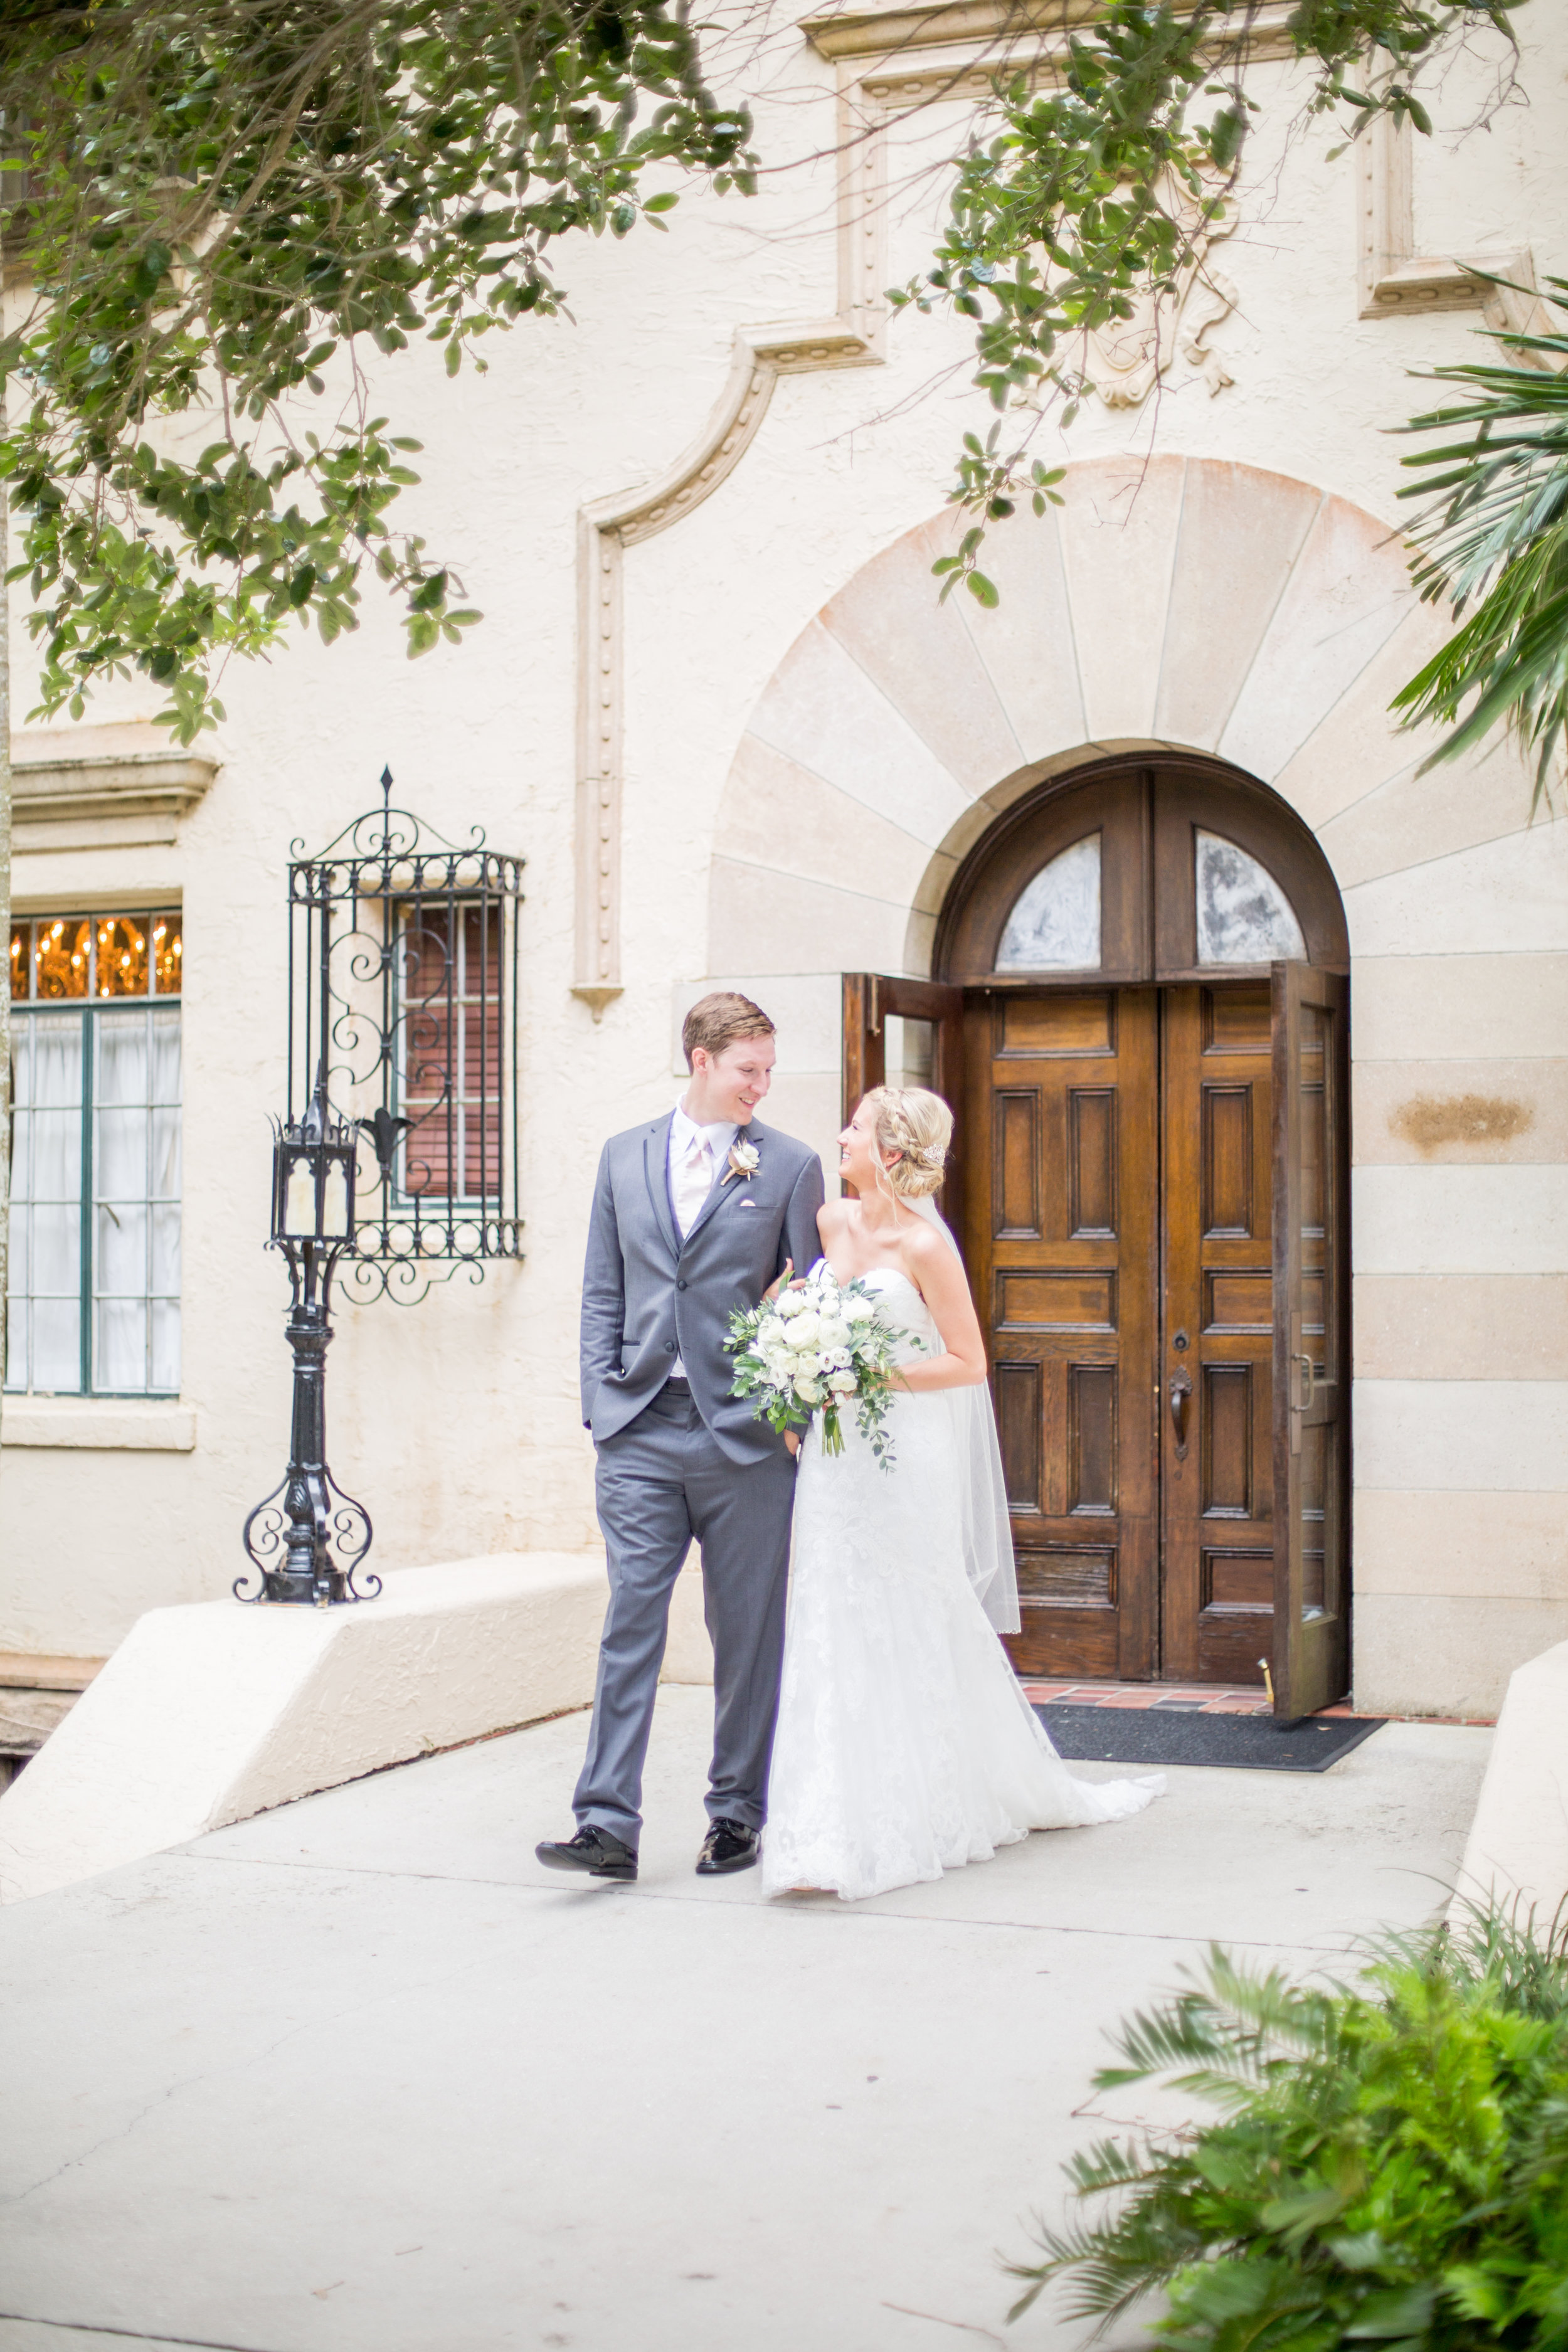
left=574, top=1384, right=797, bottom=1846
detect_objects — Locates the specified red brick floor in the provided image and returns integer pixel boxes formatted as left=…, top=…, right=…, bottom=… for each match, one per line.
left=1022, top=1679, right=1271, bottom=1715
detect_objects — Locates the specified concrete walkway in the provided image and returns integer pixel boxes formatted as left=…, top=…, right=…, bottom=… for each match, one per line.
left=0, top=1690, right=1490, bottom=2352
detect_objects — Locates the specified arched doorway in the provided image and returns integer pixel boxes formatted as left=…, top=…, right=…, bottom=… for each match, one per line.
left=845, top=753, right=1351, bottom=1715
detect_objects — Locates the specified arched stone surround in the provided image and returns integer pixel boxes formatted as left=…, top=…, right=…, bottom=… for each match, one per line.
left=706, top=453, right=1568, bottom=1720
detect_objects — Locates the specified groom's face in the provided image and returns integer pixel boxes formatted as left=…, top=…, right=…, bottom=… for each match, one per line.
left=686, top=1034, right=776, bottom=1128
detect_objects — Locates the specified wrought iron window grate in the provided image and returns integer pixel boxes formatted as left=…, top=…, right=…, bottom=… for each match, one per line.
left=288, top=771, right=524, bottom=1303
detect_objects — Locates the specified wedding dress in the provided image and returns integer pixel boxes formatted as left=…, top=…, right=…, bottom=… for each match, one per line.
left=762, top=1247, right=1163, bottom=1903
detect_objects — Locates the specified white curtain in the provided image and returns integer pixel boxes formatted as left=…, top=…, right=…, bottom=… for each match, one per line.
left=8, top=1014, right=84, bottom=1392
left=93, top=1009, right=182, bottom=1394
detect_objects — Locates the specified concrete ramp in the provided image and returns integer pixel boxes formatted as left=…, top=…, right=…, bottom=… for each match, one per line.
left=1453, top=1638, right=1568, bottom=1929
left=0, top=1551, right=714, bottom=1903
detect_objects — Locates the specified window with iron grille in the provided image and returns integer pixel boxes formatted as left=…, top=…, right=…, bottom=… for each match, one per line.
left=6, top=911, right=183, bottom=1396
left=283, top=775, right=522, bottom=1304
left=397, top=900, right=503, bottom=1204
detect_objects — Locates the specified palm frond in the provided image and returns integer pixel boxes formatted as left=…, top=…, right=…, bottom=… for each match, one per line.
left=1396, top=278, right=1568, bottom=806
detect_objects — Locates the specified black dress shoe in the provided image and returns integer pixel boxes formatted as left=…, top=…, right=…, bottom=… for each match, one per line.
left=697, top=1818, right=761, bottom=1875
left=535, top=1826, right=638, bottom=1881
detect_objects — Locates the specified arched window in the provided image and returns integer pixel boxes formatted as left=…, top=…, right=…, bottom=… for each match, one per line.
left=995, top=834, right=1101, bottom=972
left=1194, top=832, right=1305, bottom=965
left=937, top=759, right=1347, bottom=983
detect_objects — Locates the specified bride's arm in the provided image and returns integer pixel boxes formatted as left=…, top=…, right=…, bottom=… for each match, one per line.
left=889, top=1226, right=988, bottom=1392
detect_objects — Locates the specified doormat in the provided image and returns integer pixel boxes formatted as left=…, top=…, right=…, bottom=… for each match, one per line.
left=1036, top=1703, right=1386, bottom=1773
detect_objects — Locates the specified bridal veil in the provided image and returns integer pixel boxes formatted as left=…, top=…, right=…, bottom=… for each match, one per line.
left=903, top=1194, right=1021, bottom=1636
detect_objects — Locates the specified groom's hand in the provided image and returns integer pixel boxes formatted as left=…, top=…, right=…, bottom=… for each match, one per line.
left=784, top=1429, right=801, bottom=1457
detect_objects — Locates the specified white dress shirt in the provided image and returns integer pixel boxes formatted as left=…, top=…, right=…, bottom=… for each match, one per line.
left=666, top=1103, right=738, bottom=1376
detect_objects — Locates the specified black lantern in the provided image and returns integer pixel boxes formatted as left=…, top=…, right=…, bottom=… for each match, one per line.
left=236, top=1073, right=378, bottom=1607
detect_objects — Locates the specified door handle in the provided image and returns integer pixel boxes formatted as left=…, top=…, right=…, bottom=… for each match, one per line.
left=1168, top=1367, right=1192, bottom=1459
left=1295, top=1352, right=1315, bottom=1412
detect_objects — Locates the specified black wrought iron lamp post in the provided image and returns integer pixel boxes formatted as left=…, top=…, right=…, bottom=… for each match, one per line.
left=238, top=1076, right=379, bottom=1606
left=237, top=766, right=524, bottom=1606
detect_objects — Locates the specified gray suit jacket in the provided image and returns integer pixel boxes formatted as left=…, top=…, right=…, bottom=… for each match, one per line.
left=580, top=1113, right=827, bottom=1465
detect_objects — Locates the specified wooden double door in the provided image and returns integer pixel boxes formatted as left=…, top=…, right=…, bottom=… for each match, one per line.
left=843, top=755, right=1352, bottom=1715
left=969, top=972, right=1345, bottom=1700
left=846, top=967, right=1348, bottom=1714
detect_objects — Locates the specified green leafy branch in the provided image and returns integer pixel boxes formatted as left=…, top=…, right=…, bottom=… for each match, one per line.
left=894, top=0, right=1522, bottom=603
left=0, top=0, right=757, bottom=740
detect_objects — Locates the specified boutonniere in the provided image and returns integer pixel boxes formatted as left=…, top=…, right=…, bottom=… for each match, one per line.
left=722, top=1140, right=761, bottom=1185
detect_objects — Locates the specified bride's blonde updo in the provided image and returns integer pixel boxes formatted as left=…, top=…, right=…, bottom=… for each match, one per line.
left=862, top=1086, right=953, bottom=1199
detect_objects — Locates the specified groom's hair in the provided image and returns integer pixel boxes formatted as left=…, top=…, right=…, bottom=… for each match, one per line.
left=682, top=990, right=775, bottom=1069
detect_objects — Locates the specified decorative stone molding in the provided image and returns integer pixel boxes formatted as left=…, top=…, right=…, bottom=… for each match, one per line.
left=1357, top=110, right=1552, bottom=352
left=704, top=455, right=1535, bottom=986
left=802, top=0, right=1297, bottom=65
left=1, top=1399, right=196, bottom=1450
left=573, top=80, right=891, bottom=1011
left=572, top=1, right=1301, bottom=1007
left=13, top=726, right=218, bottom=854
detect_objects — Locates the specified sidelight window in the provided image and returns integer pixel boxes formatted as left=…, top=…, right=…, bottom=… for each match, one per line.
left=996, top=834, right=1102, bottom=972
left=6, top=911, right=183, bottom=1396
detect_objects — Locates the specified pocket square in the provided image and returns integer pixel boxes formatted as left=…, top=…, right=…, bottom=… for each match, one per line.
left=738, top=1199, right=760, bottom=1209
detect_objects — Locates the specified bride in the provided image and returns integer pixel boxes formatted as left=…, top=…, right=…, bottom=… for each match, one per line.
left=762, top=1085, right=1163, bottom=1903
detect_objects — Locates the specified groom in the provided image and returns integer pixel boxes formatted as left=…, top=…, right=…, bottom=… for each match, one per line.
left=537, top=992, right=826, bottom=1884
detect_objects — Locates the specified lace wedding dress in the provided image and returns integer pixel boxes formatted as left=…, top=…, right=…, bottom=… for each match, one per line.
left=762, top=1264, right=1163, bottom=1902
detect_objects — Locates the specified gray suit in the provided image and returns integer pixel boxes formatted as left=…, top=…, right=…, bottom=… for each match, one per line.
left=575, top=1111, right=826, bottom=1844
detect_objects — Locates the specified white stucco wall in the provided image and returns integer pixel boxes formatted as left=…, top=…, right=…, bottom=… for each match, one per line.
left=3, top=11, right=1564, bottom=1714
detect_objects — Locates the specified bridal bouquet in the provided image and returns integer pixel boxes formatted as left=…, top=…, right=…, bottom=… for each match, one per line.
left=724, top=1265, right=919, bottom=1468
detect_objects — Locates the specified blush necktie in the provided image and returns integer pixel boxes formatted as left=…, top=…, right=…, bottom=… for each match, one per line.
left=673, top=1135, right=713, bottom=1241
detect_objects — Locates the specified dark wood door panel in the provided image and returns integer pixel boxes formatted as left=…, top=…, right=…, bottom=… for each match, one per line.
left=1272, top=964, right=1351, bottom=1715
left=967, top=986, right=1157, bottom=1683
left=1162, top=985, right=1275, bottom=1686
left=842, top=973, right=965, bottom=1234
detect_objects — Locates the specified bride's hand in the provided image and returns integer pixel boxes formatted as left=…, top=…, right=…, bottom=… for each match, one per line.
left=784, top=1428, right=801, bottom=1457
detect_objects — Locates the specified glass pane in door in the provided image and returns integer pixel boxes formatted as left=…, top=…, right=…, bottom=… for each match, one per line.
left=1195, top=832, right=1306, bottom=963
left=997, top=835, right=1102, bottom=971
left=884, top=1014, right=935, bottom=1093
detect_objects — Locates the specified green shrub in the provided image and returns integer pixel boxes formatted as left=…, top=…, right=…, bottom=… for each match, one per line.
left=1012, top=1905, right=1568, bottom=2352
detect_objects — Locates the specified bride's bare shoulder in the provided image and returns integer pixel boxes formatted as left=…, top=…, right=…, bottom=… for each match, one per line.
left=817, top=1195, right=852, bottom=1239
left=900, top=1215, right=948, bottom=1266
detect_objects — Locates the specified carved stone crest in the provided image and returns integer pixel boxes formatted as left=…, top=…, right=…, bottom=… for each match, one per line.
left=1070, top=167, right=1239, bottom=408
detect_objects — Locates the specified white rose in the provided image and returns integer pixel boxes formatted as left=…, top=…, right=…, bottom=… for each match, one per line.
left=823, top=1347, right=852, bottom=1372
left=796, top=1377, right=824, bottom=1406
left=817, top=1318, right=850, bottom=1349
left=827, top=1370, right=857, bottom=1396
left=843, top=1296, right=876, bottom=1325
left=788, top=1313, right=820, bottom=1350
left=776, top=1290, right=805, bottom=1319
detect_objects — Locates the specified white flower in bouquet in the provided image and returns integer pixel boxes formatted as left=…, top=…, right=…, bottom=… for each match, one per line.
left=723, top=1266, right=926, bottom=1470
